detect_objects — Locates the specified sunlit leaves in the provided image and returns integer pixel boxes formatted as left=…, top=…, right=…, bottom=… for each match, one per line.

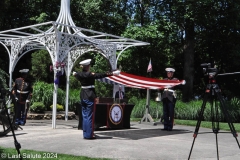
left=31, top=50, right=53, bottom=82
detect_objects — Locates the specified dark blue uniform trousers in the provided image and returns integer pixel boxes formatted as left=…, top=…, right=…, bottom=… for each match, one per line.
left=81, top=99, right=95, bottom=139
left=15, top=103, right=26, bottom=125
left=163, top=99, right=175, bottom=130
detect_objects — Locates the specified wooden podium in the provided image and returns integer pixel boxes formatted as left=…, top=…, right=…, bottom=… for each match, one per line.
left=76, top=98, right=134, bottom=129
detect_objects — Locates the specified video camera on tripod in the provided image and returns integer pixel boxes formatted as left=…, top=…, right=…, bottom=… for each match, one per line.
left=201, top=63, right=218, bottom=77
left=188, top=63, right=240, bottom=160
left=201, top=63, right=240, bottom=78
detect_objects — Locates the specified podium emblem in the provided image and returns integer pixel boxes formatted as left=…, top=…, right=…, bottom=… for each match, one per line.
left=109, top=104, right=123, bottom=125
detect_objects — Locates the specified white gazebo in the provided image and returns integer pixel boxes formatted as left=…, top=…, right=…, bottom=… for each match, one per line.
left=0, top=0, right=149, bottom=128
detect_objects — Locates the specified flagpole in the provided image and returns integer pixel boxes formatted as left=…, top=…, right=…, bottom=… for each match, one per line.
left=140, top=58, right=156, bottom=125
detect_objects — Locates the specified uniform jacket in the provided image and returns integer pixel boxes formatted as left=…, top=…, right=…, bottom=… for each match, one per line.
left=75, top=71, right=111, bottom=101
left=12, top=77, right=32, bottom=104
left=115, top=91, right=125, bottom=99
left=161, top=77, right=179, bottom=102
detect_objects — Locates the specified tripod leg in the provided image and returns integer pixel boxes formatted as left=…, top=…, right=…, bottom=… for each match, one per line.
left=188, top=93, right=209, bottom=160
left=209, top=95, right=220, bottom=160
left=212, top=98, right=220, bottom=159
left=215, top=133, right=219, bottom=160
left=1, top=90, right=22, bottom=160
left=216, top=92, right=240, bottom=148
left=211, top=98, right=219, bottom=133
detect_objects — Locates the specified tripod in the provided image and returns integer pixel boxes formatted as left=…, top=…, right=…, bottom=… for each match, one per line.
left=188, top=74, right=240, bottom=160
left=0, top=87, right=22, bottom=160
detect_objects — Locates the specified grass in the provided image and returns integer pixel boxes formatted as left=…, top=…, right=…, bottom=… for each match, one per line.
left=0, top=147, right=110, bottom=160
left=131, top=118, right=240, bottom=132
left=175, top=119, right=240, bottom=132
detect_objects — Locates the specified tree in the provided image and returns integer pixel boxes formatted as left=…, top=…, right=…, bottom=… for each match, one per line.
left=31, top=50, right=53, bottom=83
left=71, top=0, right=130, bottom=35
left=0, top=69, right=9, bottom=89
left=1, top=0, right=240, bottom=100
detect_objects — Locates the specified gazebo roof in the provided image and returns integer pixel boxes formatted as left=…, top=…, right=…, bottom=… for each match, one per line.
left=0, top=0, right=149, bottom=72
left=0, top=0, right=149, bottom=49
left=0, top=21, right=148, bottom=49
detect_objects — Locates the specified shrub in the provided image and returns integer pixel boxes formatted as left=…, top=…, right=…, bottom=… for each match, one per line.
left=31, top=81, right=54, bottom=110
left=130, top=98, right=146, bottom=118
left=129, top=97, right=162, bottom=119
left=50, top=104, right=64, bottom=111
left=32, top=81, right=80, bottom=111
left=32, top=81, right=66, bottom=110
left=130, top=97, right=240, bottom=123
left=30, top=102, right=45, bottom=113
left=68, top=89, right=80, bottom=111
left=0, top=69, right=9, bottom=89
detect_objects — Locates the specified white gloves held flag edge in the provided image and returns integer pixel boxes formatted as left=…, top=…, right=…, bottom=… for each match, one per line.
left=72, top=70, right=120, bottom=76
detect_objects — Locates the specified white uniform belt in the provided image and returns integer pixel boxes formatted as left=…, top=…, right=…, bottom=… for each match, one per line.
left=164, top=89, right=175, bottom=93
left=81, top=85, right=95, bottom=89
left=17, top=90, right=29, bottom=94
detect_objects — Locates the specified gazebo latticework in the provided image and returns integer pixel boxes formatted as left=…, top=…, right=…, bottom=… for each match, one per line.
left=0, top=0, right=149, bottom=128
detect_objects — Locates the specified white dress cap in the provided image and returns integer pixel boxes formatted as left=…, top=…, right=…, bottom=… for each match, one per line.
left=165, top=68, right=175, bottom=72
left=19, top=69, right=29, bottom=73
left=79, top=59, right=91, bottom=65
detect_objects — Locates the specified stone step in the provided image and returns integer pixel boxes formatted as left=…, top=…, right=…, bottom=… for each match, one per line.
left=26, top=111, right=78, bottom=120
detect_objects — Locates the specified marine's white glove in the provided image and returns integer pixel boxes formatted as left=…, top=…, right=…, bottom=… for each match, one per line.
left=15, top=98, right=18, bottom=102
left=112, top=70, right=120, bottom=76
left=26, top=99, right=30, bottom=103
left=182, top=80, right=186, bottom=85
left=72, top=71, right=77, bottom=76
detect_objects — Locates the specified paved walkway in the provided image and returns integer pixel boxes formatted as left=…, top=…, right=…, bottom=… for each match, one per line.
left=1, top=120, right=240, bottom=160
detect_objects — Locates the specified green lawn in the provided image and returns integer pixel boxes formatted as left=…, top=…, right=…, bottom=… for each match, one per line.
left=0, top=147, right=111, bottom=160
left=175, top=119, right=240, bottom=132
left=131, top=118, right=240, bottom=132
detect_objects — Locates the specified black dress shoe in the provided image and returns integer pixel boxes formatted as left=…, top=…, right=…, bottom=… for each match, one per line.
left=161, top=128, right=168, bottom=131
left=84, top=137, right=96, bottom=140
left=167, top=128, right=172, bottom=131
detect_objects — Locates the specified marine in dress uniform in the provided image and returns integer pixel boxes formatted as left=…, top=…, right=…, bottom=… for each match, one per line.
left=73, top=59, right=120, bottom=139
left=12, top=69, right=32, bottom=125
left=161, top=68, right=179, bottom=131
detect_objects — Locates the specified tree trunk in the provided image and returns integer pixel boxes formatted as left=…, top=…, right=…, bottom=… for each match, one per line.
left=182, top=19, right=194, bottom=102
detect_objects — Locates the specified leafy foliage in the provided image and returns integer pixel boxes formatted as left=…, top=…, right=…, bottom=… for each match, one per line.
left=50, top=104, right=64, bottom=112
left=71, top=0, right=129, bottom=35
left=0, top=69, right=9, bottom=89
left=30, top=102, right=45, bottom=113
left=31, top=50, right=53, bottom=83
left=129, top=96, right=162, bottom=119
left=1, top=0, right=240, bottom=102
left=69, top=76, right=81, bottom=89
left=68, top=89, right=80, bottom=112
left=31, top=81, right=65, bottom=110
left=32, top=81, right=80, bottom=112
left=91, top=54, right=114, bottom=97
left=131, top=97, right=240, bottom=123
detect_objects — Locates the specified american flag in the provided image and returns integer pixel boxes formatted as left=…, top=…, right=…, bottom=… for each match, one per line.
left=99, top=72, right=184, bottom=90
left=147, top=58, right=152, bottom=72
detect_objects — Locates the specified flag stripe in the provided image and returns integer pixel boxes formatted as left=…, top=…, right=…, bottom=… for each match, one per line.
left=98, top=72, right=183, bottom=89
